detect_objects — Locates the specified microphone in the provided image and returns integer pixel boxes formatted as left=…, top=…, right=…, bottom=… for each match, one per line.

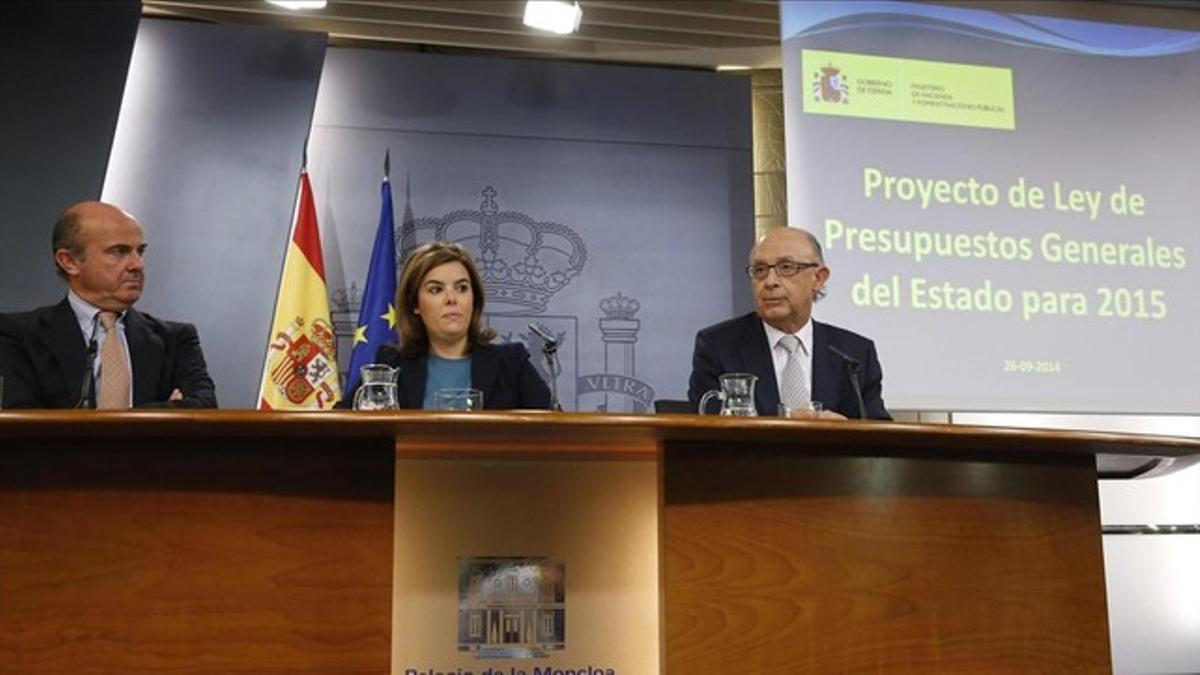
left=376, top=343, right=402, bottom=365
left=527, top=322, right=559, bottom=350
left=76, top=319, right=100, bottom=409
left=828, top=344, right=866, bottom=420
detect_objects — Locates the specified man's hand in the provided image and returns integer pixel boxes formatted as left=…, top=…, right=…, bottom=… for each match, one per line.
left=169, top=388, right=183, bottom=402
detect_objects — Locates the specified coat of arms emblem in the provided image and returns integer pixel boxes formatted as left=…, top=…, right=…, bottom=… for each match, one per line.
left=265, top=316, right=339, bottom=407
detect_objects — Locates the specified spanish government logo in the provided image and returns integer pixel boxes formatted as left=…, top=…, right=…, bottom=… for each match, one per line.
left=812, top=63, right=850, bottom=104
left=458, top=557, right=565, bottom=658
left=265, top=316, right=340, bottom=407
left=332, top=183, right=656, bottom=411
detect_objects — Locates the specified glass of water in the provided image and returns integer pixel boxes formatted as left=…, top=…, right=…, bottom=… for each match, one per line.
left=779, top=401, right=824, bottom=419
left=433, top=387, right=484, bottom=411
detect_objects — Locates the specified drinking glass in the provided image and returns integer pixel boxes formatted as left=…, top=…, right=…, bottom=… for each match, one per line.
left=433, top=387, right=484, bottom=411
left=779, top=401, right=824, bottom=419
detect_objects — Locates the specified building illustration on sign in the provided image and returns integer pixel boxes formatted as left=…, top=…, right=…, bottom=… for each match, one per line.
left=457, top=556, right=566, bottom=658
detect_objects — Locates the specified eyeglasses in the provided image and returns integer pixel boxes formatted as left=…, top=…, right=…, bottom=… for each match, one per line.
left=745, top=260, right=821, bottom=280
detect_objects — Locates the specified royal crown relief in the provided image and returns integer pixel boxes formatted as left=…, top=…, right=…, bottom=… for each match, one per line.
left=331, top=185, right=656, bottom=412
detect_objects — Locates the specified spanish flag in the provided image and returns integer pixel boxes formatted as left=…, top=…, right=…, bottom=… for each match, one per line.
left=257, top=166, right=341, bottom=410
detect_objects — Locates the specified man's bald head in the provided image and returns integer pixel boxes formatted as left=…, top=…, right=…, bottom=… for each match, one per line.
left=52, top=202, right=139, bottom=279
left=750, top=227, right=825, bottom=266
left=52, top=201, right=147, bottom=311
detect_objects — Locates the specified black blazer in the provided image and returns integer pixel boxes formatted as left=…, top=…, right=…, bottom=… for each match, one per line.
left=0, top=298, right=217, bottom=409
left=687, top=312, right=890, bottom=419
left=341, top=341, right=552, bottom=410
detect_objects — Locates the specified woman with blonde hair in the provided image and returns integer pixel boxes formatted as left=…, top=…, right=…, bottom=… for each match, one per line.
left=344, top=241, right=550, bottom=409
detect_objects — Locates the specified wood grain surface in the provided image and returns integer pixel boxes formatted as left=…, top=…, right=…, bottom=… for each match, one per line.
left=0, top=436, right=394, bottom=674
left=2, top=409, right=1197, bottom=478
left=664, top=443, right=1112, bottom=673
left=3, top=411, right=1195, bottom=673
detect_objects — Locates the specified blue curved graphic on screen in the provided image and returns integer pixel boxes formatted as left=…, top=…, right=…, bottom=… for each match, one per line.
left=781, top=1, right=1200, bottom=57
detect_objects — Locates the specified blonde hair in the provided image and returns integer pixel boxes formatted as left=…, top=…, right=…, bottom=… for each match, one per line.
left=395, top=241, right=495, bottom=357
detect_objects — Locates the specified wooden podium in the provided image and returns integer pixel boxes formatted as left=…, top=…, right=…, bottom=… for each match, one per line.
left=2, top=411, right=1197, bottom=673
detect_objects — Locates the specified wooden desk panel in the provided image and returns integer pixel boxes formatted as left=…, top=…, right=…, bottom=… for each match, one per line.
left=1, top=435, right=394, bottom=674
left=663, top=445, right=1110, bottom=673
left=2, top=411, right=1197, bottom=674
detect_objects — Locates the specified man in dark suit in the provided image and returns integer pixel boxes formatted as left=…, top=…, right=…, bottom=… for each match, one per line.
left=688, top=227, right=889, bottom=419
left=0, top=201, right=216, bottom=408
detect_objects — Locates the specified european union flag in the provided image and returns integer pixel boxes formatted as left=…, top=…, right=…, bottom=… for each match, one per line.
left=343, top=156, right=398, bottom=397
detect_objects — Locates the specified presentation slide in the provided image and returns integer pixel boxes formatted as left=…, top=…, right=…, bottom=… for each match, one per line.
left=781, top=1, right=1200, bottom=413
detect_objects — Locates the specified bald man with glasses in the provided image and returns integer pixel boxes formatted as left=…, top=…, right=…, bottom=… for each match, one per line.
left=687, top=227, right=890, bottom=419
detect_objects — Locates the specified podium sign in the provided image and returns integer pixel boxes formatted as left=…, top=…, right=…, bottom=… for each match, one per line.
left=392, top=458, right=658, bottom=674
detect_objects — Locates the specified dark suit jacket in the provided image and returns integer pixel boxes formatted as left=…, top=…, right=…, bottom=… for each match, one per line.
left=687, top=312, right=890, bottom=419
left=340, top=341, right=552, bottom=410
left=0, top=298, right=217, bottom=409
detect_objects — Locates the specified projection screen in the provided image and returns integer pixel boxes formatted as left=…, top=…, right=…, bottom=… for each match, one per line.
left=782, top=1, right=1200, bottom=413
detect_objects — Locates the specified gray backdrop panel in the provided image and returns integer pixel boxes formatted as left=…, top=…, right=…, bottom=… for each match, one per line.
left=311, top=48, right=753, bottom=410
left=3, top=27, right=751, bottom=409
left=0, top=1, right=140, bottom=310
left=313, top=46, right=751, bottom=148
left=101, top=19, right=327, bottom=408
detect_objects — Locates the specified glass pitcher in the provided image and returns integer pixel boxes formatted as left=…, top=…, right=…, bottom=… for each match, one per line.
left=698, top=373, right=758, bottom=416
left=352, top=363, right=399, bottom=410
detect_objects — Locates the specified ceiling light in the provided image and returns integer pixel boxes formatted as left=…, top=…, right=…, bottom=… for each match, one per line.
left=523, top=0, right=582, bottom=35
left=266, top=0, right=327, bottom=10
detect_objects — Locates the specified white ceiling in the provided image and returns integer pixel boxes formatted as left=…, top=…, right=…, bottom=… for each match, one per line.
left=141, top=0, right=1200, bottom=70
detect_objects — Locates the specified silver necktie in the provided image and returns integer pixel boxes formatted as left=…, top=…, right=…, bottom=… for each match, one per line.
left=779, top=335, right=810, bottom=412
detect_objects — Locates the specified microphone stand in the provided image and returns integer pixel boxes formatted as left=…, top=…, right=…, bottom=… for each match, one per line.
left=540, top=339, right=563, bottom=412
left=828, top=344, right=867, bottom=420
left=844, top=359, right=866, bottom=420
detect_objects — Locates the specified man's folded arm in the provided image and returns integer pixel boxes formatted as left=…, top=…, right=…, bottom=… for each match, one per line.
left=141, top=322, right=217, bottom=409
